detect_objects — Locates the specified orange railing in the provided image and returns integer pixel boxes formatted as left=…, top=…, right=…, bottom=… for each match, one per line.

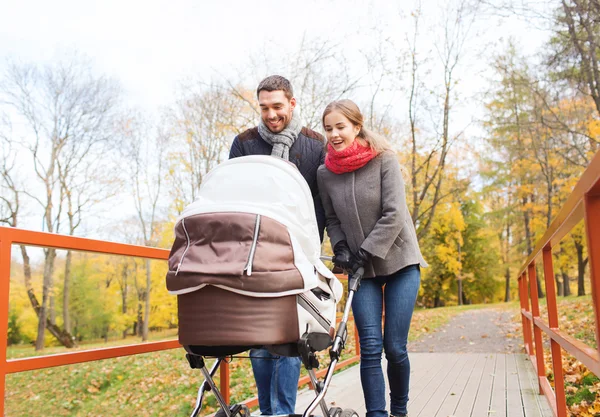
left=518, top=149, right=600, bottom=417
left=0, top=226, right=360, bottom=415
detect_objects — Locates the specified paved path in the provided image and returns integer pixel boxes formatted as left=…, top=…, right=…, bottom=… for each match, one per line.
left=408, top=308, right=522, bottom=354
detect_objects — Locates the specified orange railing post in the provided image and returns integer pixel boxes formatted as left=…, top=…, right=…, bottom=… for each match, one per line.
left=584, top=191, right=600, bottom=353
left=528, top=262, right=546, bottom=393
left=521, top=272, right=534, bottom=356
left=542, top=247, right=567, bottom=417
left=220, top=360, right=231, bottom=405
left=0, top=237, right=12, bottom=415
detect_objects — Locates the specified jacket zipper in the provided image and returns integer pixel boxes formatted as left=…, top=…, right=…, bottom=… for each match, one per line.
left=175, top=218, right=191, bottom=276
left=244, top=214, right=261, bottom=276
left=298, top=293, right=331, bottom=329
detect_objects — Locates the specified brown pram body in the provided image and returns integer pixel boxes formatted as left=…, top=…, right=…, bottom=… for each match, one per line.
left=166, top=156, right=360, bottom=417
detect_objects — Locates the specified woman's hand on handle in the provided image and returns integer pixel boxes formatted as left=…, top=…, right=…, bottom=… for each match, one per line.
left=332, top=240, right=355, bottom=271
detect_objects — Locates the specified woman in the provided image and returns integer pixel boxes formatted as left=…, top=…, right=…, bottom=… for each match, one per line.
left=317, top=99, right=427, bottom=417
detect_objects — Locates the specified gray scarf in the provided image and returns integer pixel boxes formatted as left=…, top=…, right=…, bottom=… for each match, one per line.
left=258, top=113, right=302, bottom=160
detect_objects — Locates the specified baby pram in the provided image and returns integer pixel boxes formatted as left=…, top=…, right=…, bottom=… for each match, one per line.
left=166, top=155, right=363, bottom=417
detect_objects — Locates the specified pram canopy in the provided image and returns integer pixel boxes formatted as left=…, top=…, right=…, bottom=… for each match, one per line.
left=166, top=155, right=342, bottom=350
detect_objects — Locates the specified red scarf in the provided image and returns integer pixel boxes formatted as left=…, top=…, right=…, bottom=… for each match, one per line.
left=325, top=140, right=377, bottom=174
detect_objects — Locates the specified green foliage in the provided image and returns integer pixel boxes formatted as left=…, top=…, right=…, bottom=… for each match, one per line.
left=459, top=197, right=502, bottom=303
left=7, top=309, right=26, bottom=345
left=567, top=387, right=596, bottom=407
left=68, top=258, right=118, bottom=341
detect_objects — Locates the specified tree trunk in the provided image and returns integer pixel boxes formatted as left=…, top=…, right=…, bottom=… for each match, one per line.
left=562, top=271, right=572, bottom=296
left=142, top=259, right=151, bottom=341
left=457, top=279, right=463, bottom=306
left=434, top=293, right=441, bottom=308
left=20, top=245, right=76, bottom=349
left=554, top=272, right=564, bottom=297
left=504, top=266, right=511, bottom=302
left=63, top=250, right=72, bottom=334
left=36, top=248, right=56, bottom=350
left=575, top=240, right=588, bottom=296
left=137, top=302, right=143, bottom=337
left=121, top=263, right=129, bottom=339
left=522, top=196, right=544, bottom=298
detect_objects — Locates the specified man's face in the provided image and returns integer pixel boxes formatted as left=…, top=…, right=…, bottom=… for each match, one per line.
left=258, top=90, right=296, bottom=134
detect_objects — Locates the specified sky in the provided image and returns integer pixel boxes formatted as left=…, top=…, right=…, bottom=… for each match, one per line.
left=0, top=0, right=553, bottom=241
left=1, top=0, right=550, bottom=111
left=1, top=0, right=406, bottom=111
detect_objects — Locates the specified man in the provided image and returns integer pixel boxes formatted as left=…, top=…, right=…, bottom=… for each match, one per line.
left=229, top=75, right=326, bottom=415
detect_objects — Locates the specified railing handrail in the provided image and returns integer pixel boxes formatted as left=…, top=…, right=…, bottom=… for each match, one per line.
left=0, top=226, right=360, bottom=415
left=0, top=226, right=170, bottom=258
left=517, top=148, right=600, bottom=417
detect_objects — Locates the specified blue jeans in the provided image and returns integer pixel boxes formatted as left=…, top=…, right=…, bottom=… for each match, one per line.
left=250, top=348, right=302, bottom=415
left=352, top=264, right=420, bottom=417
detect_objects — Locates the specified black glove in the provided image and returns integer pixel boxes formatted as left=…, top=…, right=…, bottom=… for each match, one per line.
left=352, top=248, right=371, bottom=273
left=332, top=240, right=355, bottom=271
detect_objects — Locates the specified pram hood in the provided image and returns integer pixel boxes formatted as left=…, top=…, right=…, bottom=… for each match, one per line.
left=168, top=155, right=343, bottom=302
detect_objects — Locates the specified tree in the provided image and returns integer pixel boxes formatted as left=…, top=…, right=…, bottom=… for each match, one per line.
left=549, top=0, right=600, bottom=116
left=0, top=55, right=120, bottom=349
left=119, top=113, right=168, bottom=341
left=166, top=81, right=254, bottom=213
left=420, top=201, right=466, bottom=307
left=405, top=0, right=480, bottom=239
left=460, top=197, right=503, bottom=304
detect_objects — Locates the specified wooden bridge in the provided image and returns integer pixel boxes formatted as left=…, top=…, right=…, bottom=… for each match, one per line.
left=1, top=148, right=600, bottom=417
left=295, top=353, right=552, bottom=417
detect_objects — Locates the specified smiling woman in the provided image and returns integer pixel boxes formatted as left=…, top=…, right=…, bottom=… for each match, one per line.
left=317, top=98, right=428, bottom=417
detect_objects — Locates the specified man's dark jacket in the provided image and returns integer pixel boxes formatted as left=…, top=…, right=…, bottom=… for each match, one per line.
left=229, top=126, right=326, bottom=241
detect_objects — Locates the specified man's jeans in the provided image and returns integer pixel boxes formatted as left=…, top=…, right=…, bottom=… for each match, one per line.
left=250, top=348, right=302, bottom=415
left=352, top=264, right=421, bottom=417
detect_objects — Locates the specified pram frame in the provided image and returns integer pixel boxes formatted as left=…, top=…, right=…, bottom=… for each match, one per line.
left=184, top=266, right=364, bottom=417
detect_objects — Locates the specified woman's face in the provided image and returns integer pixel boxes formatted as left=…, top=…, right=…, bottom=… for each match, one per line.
left=323, top=110, right=361, bottom=152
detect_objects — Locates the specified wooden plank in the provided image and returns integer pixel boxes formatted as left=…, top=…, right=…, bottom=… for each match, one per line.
left=409, top=354, right=470, bottom=416
left=507, top=353, right=526, bottom=417
left=489, top=353, right=507, bottom=416
left=294, top=353, right=554, bottom=417
left=295, top=365, right=364, bottom=414
left=407, top=353, right=461, bottom=415
left=471, top=354, right=498, bottom=416
left=451, top=353, right=488, bottom=416
left=407, top=353, right=453, bottom=404
left=516, top=354, right=554, bottom=417
left=433, top=353, right=482, bottom=417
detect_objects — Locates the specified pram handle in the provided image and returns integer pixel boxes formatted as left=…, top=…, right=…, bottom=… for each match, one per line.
left=319, top=255, right=333, bottom=262
left=303, top=267, right=364, bottom=417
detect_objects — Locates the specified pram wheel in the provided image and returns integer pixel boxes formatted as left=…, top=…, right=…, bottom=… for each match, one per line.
left=328, top=406, right=342, bottom=417
left=339, top=409, right=359, bottom=417
left=215, top=404, right=251, bottom=417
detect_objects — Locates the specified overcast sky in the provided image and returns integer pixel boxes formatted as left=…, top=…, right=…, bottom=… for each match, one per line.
left=1, top=0, right=552, bottom=242
left=1, top=0, right=409, bottom=110
left=1, top=0, right=550, bottom=112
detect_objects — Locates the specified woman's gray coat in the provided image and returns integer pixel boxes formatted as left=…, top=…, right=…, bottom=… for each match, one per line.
left=317, top=150, right=428, bottom=278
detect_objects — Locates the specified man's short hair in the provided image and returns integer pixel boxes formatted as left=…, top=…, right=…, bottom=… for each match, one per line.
left=257, top=75, right=293, bottom=100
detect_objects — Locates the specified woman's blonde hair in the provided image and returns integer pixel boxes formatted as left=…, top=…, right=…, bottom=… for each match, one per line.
left=322, top=99, right=391, bottom=154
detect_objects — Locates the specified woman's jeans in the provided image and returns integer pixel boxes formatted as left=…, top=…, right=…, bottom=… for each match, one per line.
left=352, top=264, right=421, bottom=417
left=250, top=348, right=302, bottom=415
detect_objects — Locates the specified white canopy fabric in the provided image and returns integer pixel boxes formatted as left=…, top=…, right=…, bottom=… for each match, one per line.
left=178, top=155, right=343, bottom=301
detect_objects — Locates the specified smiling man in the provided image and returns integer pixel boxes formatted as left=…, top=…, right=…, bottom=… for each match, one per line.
left=228, top=75, right=326, bottom=416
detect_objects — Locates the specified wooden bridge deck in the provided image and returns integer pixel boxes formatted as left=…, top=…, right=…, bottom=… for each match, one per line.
left=294, top=353, right=553, bottom=417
